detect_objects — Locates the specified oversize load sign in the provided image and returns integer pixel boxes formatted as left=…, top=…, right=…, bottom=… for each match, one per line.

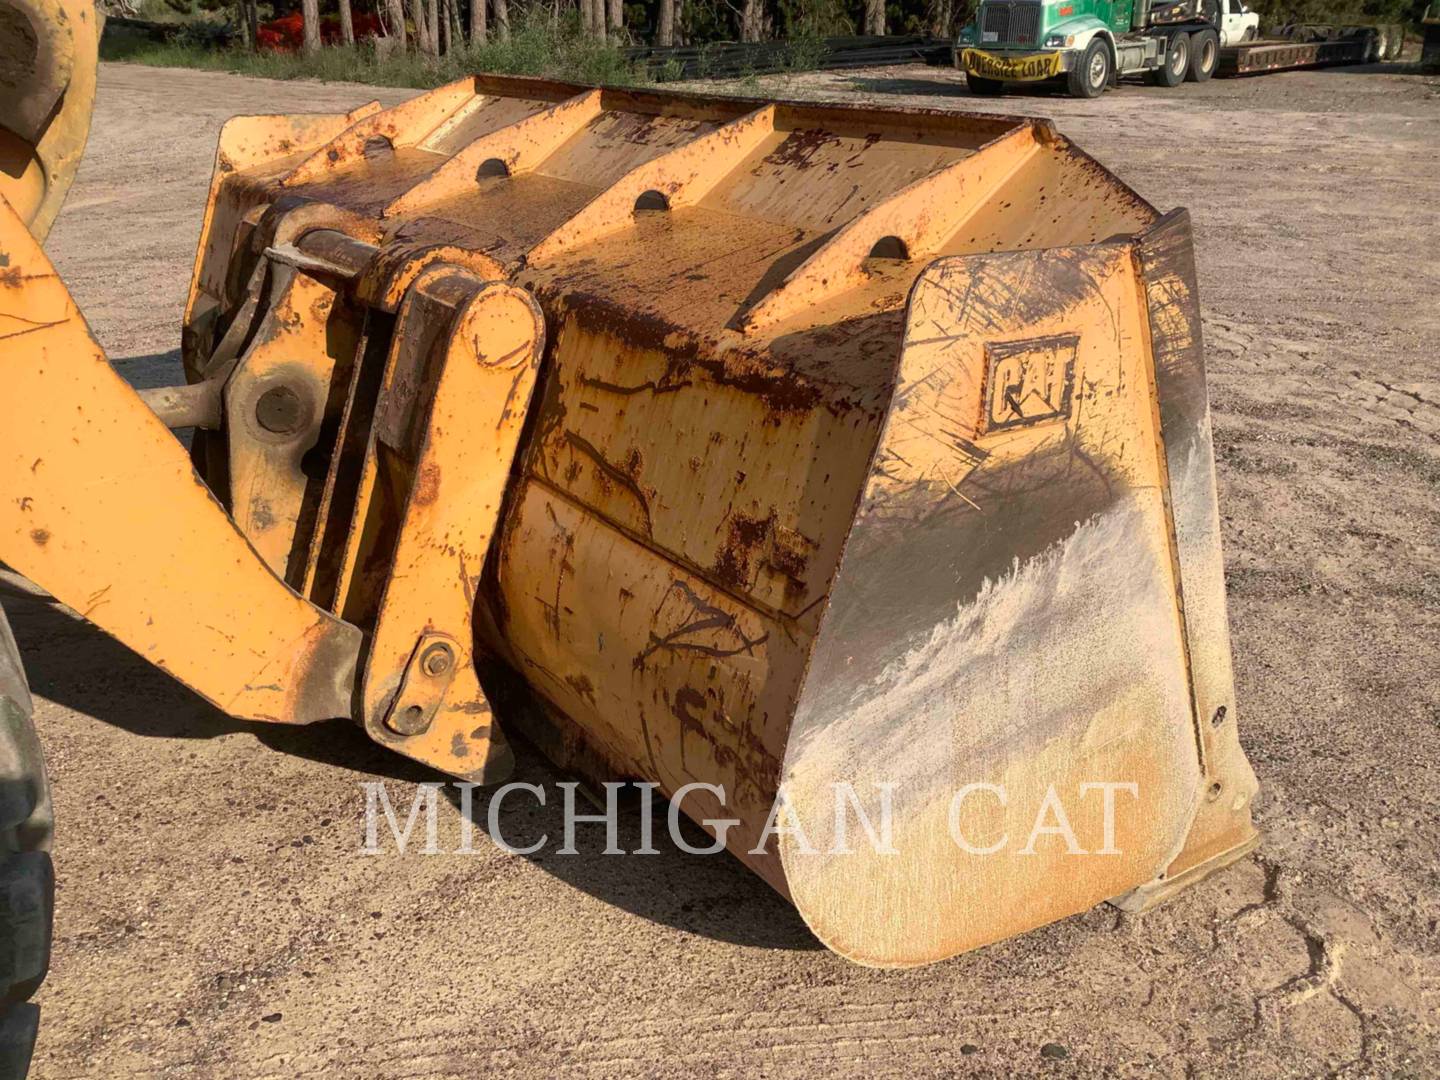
left=962, top=48, right=1063, bottom=80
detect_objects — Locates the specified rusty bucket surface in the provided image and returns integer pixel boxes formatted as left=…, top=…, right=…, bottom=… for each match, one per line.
left=0, top=75, right=1258, bottom=967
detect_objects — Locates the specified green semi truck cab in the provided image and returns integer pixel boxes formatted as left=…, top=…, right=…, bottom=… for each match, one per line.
left=957, top=0, right=1222, bottom=97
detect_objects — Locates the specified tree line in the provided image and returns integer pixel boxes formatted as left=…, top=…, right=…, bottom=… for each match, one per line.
left=227, top=0, right=1423, bottom=60
left=230, top=0, right=964, bottom=54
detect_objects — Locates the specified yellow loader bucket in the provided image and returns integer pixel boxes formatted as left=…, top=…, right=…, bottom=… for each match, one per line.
left=0, top=75, right=1258, bottom=967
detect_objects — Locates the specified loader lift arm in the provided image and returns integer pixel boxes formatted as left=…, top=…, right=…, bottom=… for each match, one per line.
left=0, top=194, right=544, bottom=780
left=1, top=198, right=361, bottom=723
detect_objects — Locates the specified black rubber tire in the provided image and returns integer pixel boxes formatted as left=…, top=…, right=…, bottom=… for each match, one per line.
left=966, top=74, right=1006, bottom=95
left=1067, top=37, right=1112, bottom=98
left=0, top=603, right=51, bottom=1080
left=1187, top=28, right=1219, bottom=81
left=1149, top=30, right=1190, bottom=86
left=1361, top=28, right=1380, bottom=63
left=1377, top=25, right=1394, bottom=60
left=1241, top=26, right=1257, bottom=42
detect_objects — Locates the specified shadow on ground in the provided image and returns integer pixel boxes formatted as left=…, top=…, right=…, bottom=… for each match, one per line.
left=111, top=348, right=186, bottom=390
left=0, top=579, right=819, bottom=952
left=846, top=74, right=1102, bottom=98
left=843, top=75, right=975, bottom=98
left=1305, top=60, right=1438, bottom=75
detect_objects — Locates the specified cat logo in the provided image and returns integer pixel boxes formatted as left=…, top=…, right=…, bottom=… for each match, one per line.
left=981, top=334, right=1079, bottom=432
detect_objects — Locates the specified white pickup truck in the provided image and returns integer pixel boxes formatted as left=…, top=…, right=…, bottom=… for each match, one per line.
left=1219, top=0, right=1260, bottom=44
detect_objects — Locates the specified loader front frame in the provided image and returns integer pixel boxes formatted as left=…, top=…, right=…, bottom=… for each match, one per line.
left=0, top=197, right=543, bottom=780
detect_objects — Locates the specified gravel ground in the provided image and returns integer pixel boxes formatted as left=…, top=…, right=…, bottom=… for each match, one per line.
left=6, top=59, right=1438, bottom=1077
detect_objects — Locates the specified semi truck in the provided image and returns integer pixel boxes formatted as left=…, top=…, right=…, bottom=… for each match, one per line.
left=957, top=0, right=1232, bottom=97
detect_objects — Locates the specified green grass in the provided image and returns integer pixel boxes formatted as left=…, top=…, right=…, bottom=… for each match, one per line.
left=101, top=18, right=642, bottom=88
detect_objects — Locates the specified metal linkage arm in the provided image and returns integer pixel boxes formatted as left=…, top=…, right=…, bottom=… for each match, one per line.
left=0, top=194, right=360, bottom=724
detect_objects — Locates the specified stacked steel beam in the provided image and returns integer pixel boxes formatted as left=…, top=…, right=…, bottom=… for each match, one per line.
left=623, top=34, right=952, bottom=80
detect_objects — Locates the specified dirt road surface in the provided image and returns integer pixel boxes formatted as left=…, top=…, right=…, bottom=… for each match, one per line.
left=7, top=61, right=1438, bottom=1077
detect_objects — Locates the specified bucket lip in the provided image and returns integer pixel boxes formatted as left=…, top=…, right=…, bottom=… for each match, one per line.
left=463, top=70, right=1046, bottom=138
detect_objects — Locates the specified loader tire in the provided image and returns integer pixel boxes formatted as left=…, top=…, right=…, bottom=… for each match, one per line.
left=1149, top=30, right=1190, bottom=86
left=1242, top=26, right=1257, bottom=41
left=1187, top=28, right=1219, bottom=81
left=966, top=74, right=1005, bottom=95
left=0, top=602, right=52, bottom=1080
left=1068, top=38, right=1112, bottom=98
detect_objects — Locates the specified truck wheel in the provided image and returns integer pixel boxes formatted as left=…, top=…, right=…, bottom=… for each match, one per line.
left=0, top=603, right=52, bottom=1080
left=1242, top=26, right=1257, bottom=41
left=1187, top=28, right=1219, bottom=81
left=1149, top=30, right=1190, bottom=86
left=1360, top=28, right=1380, bottom=63
left=1067, top=38, right=1111, bottom=98
left=966, top=74, right=1006, bottom=95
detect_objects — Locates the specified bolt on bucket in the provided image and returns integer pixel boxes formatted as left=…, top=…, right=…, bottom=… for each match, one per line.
left=3, top=74, right=1259, bottom=967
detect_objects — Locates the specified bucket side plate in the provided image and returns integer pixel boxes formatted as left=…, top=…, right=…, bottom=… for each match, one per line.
left=780, top=241, right=1220, bottom=966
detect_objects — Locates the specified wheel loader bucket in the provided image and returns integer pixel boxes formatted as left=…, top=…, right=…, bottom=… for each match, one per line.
left=0, top=75, right=1258, bottom=967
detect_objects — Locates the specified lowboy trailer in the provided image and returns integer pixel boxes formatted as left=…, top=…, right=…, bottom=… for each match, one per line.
left=1217, top=33, right=1376, bottom=75
left=957, top=1, right=1401, bottom=96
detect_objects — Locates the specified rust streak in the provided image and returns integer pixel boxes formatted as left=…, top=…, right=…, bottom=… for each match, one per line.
left=562, top=431, right=654, bottom=537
